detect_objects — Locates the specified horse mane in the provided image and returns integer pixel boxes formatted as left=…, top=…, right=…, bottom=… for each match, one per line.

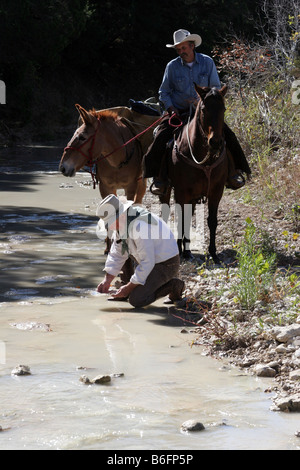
left=89, top=109, right=119, bottom=121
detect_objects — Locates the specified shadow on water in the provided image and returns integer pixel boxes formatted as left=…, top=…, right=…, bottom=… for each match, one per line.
left=0, top=172, right=41, bottom=192
left=0, top=205, right=100, bottom=303
left=0, top=144, right=65, bottom=191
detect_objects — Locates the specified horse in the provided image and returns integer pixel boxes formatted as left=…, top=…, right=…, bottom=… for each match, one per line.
left=60, top=104, right=152, bottom=202
left=160, top=84, right=229, bottom=264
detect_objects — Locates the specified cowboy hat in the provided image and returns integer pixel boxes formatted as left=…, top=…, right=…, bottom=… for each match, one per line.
left=96, top=194, right=134, bottom=228
left=166, top=29, right=202, bottom=48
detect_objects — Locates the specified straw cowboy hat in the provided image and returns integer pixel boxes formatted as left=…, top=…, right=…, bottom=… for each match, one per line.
left=96, top=194, right=134, bottom=228
left=166, top=29, right=202, bottom=48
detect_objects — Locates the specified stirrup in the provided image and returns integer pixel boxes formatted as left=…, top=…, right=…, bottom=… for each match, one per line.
left=226, top=173, right=245, bottom=190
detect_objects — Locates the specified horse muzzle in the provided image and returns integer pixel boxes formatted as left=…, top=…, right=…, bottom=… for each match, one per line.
left=59, top=161, right=76, bottom=177
left=208, top=136, right=224, bottom=152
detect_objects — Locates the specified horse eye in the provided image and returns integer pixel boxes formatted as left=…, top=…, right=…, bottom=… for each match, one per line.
left=78, top=135, right=85, bottom=141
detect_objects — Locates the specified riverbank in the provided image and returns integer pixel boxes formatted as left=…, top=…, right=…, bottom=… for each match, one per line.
left=3, top=159, right=300, bottom=449
left=143, top=186, right=300, bottom=414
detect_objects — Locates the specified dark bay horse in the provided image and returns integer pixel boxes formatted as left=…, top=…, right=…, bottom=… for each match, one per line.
left=59, top=104, right=149, bottom=203
left=160, top=84, right=229, bottom=263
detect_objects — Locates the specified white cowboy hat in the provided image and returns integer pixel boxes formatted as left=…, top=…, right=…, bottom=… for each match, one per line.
left=96, top=194, right=134, bottom=228
left=166, top=29, right=202, bottom=48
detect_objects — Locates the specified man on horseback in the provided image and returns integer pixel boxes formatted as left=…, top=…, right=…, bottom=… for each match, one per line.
left=143, top=29, right=251, bottom=195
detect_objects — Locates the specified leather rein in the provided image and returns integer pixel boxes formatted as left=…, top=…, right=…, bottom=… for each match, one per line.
left=173, top=114, right=226, bottom=202
left=64, top=115, right=164, bottom=188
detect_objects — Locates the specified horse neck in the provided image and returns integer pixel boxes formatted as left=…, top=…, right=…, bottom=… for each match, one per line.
left=182, top=108, right=208, bottom=156
left=95, top=119, right=128, bottom=166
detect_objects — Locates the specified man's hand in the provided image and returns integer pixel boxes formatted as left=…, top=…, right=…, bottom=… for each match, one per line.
left=111, top=282, right=138, bottom=299
left=167, top=106, right=179, bottom=116
left=97, top=273, right=115, bottom=293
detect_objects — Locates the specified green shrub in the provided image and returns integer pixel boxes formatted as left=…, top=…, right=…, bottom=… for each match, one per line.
left=234, top=217, right=277, bottom=310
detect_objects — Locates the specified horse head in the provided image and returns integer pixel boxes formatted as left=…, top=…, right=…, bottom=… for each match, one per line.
left=195, top=84, right=227, bottom=153
left=59, top=104, right=100, bottom=177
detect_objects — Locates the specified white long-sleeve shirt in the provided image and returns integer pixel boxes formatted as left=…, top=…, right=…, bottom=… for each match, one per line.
left=104, top=213, right=179, bottom=285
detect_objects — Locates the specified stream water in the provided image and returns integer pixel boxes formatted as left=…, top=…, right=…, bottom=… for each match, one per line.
left=0, top=145, right=299, bottom=450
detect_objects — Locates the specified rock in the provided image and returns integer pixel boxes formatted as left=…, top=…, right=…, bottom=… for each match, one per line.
left=79, top=375, right=91, bottom=384
left=11, top=365, right=31, bottom=376
left=91, top=375, right=111, bottom=385
left=271, top=324, right=300, bottom=343
left=294, top=348, right=300, bottom=358
left=266, top=361, right=280, bottom=372
left=181, top=419, right=205, bottom=432
left=289, top=369, right=300, bottom=381
left=273, top=394, right=300, bottom=412
left=255, top=364, right=277, bottom=377
left=10, top=322, right=51, bottom=332
left=275, top=344, right=288, bottom=354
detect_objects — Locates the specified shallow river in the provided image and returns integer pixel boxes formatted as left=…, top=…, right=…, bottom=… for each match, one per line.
left=0, top=145, right=299, bottom=450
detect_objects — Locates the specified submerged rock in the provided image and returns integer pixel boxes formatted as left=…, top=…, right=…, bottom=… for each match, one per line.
left=11, top=365, right=31, bottom=376
left=181, top=419, right=205, bottom=432
left=79, top=375, right=91, bottom=384
left=79, top=374, right=112, bottom=385
left=91, top=375, right=111, bottom=385
left=10, top=322, right=51, bottom=332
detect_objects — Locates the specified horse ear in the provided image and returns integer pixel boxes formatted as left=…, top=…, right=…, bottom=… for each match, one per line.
left=194, top=84, right=210, bottom=101
left=220, top=85, right=228, bottom=97
left=75, top=104, right=97, bottom=126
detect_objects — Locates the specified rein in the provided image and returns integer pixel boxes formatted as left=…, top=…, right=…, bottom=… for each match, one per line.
left=64, top=114, right=165, bottom=188
left=174, top=108, right=227, bottom=202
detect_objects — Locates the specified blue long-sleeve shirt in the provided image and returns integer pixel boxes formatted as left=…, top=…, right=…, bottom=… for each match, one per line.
left=159, top=52, right=221, bottom=112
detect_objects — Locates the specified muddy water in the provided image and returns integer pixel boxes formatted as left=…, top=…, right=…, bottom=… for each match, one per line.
left=0, top=145, right=299, bottom=450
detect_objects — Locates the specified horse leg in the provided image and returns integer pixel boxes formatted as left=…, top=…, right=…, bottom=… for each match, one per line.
left=181, top=202, right=194, bottom=260
left=207, top=198, right=221, bottom=264
left=132, top=176, right=147, bottom=204
left=159, top=186, right=171, bottom=223
left=174, top=200, right=194, bottom=260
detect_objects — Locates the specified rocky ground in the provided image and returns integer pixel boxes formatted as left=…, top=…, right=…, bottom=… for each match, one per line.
left=144, top=182, right=300, bottom=413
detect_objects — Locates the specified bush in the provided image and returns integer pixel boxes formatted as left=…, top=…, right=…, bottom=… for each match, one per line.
left=234, top=217, right=277, bottom=310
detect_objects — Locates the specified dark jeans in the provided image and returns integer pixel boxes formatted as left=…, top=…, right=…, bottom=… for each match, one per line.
left=129, top=255, right=180, bottom=308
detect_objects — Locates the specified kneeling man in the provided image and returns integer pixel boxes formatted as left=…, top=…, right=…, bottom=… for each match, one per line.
left=96, top=194, right=184, bottom=308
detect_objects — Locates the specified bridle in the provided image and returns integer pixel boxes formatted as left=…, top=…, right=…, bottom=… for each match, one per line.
left=64, top=119, right=101, bottom=167
left=63, top=115, right=165, bottom=188
left=173, top=95, right=227, bottom=202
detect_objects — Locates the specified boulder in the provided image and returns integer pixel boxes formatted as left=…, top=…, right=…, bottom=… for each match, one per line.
left=271, top=324, right=300, bottom=343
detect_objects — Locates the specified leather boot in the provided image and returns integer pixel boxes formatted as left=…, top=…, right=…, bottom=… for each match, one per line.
left=226, top=171, right=245, bottom=190
left=150, top=178, right=169, bottom=196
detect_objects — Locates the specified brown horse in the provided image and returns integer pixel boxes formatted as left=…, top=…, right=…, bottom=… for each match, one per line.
left=59, top=104, right=157, bottom=203
left=160, top=84, right=228, bottom=264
